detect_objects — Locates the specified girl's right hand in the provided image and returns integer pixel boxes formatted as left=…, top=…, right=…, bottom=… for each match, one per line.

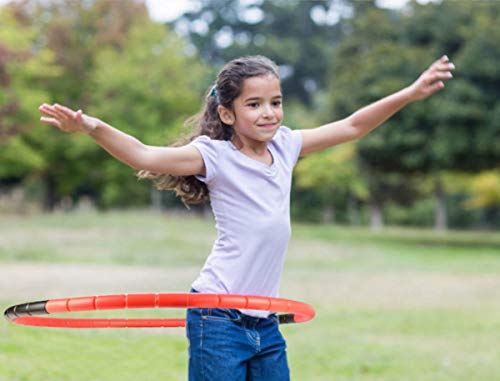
left=39, top=103, right=99, bottom=135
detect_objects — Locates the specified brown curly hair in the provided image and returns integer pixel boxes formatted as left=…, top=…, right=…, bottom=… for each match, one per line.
left=136, top=55, right=280, bottom=207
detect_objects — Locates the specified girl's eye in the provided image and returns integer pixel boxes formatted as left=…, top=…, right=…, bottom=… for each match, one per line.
left=246, top=101, right=281, bottom=108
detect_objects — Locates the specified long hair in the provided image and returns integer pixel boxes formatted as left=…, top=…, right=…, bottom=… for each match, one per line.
left=137, top=55, right=280, bottom=207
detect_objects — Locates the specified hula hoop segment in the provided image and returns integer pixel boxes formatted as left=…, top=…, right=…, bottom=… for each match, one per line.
left=4, top=293, right=315, bottom=328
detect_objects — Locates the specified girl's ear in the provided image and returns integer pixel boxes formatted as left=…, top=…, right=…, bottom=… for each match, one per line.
left=217, top=105, right=235, bottom=125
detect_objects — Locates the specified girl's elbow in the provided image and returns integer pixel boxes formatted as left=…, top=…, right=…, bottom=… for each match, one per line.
left=133, top=146, right=161, bottom=172
left=344, top=121, right=363, bottom=141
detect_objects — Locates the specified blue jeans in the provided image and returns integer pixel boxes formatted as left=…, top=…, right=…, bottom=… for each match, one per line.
left=186, top=291, right=290, bottom=380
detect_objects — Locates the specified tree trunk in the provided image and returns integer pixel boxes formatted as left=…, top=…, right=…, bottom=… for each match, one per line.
left=150, top=187, right=163, bottom=212
left=42, top=176, right=57, bottom=212
left=434, top=176, right=447, bottom=232
left=322, top=204, right=336, bottom=224
left=369, top=200, right=383, bottom=231
left=348, top=195, right=360, bottom=226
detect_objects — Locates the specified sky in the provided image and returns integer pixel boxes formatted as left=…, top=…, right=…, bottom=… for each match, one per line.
left=0, top=0, right=200, bottom=21
left=146, top=0, right=200, bottom=22
left=146, top=0, right=418, bottom=23
left=0, top=0, right=424, bottom=23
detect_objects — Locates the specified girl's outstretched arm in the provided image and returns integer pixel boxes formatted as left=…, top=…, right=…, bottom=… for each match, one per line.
left=299, top=55, right=455, bottom=157
left=38, top=103, right=205, bottom=177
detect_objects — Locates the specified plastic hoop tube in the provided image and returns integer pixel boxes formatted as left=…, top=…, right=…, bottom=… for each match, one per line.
left=4, top=293, right=315, bottom=328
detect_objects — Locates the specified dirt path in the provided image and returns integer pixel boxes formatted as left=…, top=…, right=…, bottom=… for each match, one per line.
left=0, top=262, right=200, bottom=301
left=2, top=262, right=500, bottom=310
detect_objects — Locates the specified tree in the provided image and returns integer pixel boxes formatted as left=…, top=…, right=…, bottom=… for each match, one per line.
left=323, top=1, right=500, bottom=230
left=0, top=4, right=59, bottom=184
left=294, top=142, right=368, bottom=224
left=325, top=5, right=421, bottom=229
left=172, top=0, right=345, bottom=105
left=405, top=1, right=500, bottom=229
left=88, top=19, right=208, bottom=208
left=0, top=0, right=207, bottom=210
left=460, top=170, right=500, bottom=228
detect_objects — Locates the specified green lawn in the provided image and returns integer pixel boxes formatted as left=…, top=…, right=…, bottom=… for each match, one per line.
left=1, top=210, right=500, bottom=380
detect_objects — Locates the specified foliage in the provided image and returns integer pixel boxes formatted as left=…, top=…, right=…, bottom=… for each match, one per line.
left=0, top=0, right=499, bottom=229
left=0, top=0, right=207, bottom=209
left=295, top=143, right=368, bottom=201
left=0, top=5, right=60, bottom=179
left=173, top=0, right=343, bottom=104
left=464, top=170, right=500, bottom=209
left=88, top=18, right=208, bottom=207
left=317, top=1, right=500, bottom=228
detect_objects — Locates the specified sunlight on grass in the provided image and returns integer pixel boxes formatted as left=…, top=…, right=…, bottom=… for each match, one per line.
left=1, top=210, right=500, bottom=380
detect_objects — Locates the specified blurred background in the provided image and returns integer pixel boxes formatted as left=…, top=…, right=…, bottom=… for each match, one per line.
left=1, top=0, right=498, bottom=231
left=1, top=1, right=500, bottom=380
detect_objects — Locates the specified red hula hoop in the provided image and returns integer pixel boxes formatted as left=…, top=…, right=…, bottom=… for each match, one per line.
left=4, top=293, right=315, bottom=328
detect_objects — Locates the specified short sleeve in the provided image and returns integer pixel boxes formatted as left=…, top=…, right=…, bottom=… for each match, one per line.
left=290, top=128, right=303, bottom=166
left=275, top=126, right=303, bottom=167
left=189, top=135, right=218, bottom=183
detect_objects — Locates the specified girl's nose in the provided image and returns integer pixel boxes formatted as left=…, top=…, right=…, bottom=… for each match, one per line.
left=262, top=104, right=273, bottom=118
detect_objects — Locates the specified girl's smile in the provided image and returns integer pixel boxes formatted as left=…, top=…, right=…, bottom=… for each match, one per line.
left=257, top=122, right=279, bottom=128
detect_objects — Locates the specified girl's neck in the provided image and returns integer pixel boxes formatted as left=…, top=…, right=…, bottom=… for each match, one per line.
left=231, top=134, right=268, bottom=156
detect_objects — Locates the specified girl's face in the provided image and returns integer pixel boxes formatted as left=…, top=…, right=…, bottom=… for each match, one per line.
left=219, top=74, right=283, bottom=147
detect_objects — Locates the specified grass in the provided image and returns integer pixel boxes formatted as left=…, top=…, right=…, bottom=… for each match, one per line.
left=1, top=210, right=500, bottom=380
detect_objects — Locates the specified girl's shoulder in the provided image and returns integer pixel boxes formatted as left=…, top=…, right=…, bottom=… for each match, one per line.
left=273, top=125, right=295, bottom=140
left=272, top=125, right=303, bottom=166
left=189, top=135, right=228, bottom=153
left=272, top=125, right=302, bottom=147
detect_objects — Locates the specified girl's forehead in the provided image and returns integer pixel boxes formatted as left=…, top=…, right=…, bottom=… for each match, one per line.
left=239, top=75, right=281, bottom=99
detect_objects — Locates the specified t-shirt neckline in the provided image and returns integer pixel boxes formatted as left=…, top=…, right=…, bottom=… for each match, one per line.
left=227, top=140, right=277, bottom=174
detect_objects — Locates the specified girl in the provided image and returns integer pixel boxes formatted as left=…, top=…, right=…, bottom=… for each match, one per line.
left=39, top=54, right=454, bottom=380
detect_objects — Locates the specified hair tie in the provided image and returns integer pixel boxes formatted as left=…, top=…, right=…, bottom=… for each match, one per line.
left=210, top=85, right=220, bottom=104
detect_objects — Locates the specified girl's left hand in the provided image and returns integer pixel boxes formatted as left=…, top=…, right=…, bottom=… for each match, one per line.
left=407, top=55, right=455, bottom=101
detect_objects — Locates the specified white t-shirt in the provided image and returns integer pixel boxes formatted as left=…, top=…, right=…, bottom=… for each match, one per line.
left=189, top=126, right=302, bottom=317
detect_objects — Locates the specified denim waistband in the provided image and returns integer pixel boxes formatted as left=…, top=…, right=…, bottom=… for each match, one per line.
left=188, top=288, right=275, bottom=324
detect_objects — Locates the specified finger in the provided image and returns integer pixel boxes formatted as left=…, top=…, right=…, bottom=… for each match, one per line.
left=431, top=71, right=453, bottom=81
left=38, top=105, right=59, bottom=118
left=431, top=56, right=445, bottom=67
left=39, top=103, right=51, bottom=110
left=75, top=109, right=83, bottom=121
left=51, top=106, right=74, bottom=122
left=434, top=62, right=455, bottom=71
left=39, top=105, right=70, bottom=123
left=430, top=55, right=449, bottom=70
left=428, top=81, right=445, bottom=94
left=46, top=107, right=69, bottom=122
left=40, top=117, right=62, bottom=128
left=54, top=103, right=76, bottom=118
left=39, top=103, right=56, bottom=112
left=54, top=104, right=74, bottom=119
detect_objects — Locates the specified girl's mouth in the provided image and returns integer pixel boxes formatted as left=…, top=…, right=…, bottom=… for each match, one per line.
left=257, top=123, right=277, bottom=128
